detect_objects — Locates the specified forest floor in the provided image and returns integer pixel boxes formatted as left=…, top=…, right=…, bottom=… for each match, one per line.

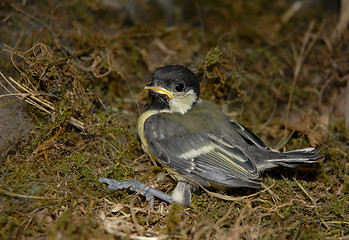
left=0, top=0, right=348, bottom=239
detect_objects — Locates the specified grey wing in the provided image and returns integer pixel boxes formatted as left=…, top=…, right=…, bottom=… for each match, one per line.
left=230, top=119, right=269, bottom=149
left=144, top=114, right=262, bottom=188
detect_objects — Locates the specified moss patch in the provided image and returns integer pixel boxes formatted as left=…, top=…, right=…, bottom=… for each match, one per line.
left=1, top=0, right=348, bottom=239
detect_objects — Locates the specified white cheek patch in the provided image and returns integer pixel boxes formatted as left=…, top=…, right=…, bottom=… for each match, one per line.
left=168, top=90, right=197, bottom=114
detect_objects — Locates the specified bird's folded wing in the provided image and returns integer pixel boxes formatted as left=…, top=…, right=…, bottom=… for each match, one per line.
left=230, top=119, right=269, bottom=149
left=144, top=115, right=261, bottom=188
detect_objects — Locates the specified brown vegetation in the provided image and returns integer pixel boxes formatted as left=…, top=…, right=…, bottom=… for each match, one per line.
left=0, top=0, right=348, bottom=239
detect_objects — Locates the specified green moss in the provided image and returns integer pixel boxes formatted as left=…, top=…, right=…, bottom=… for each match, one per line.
left=165, top=202, right=185, bottom=233
left=1, top=0, right=348, bottom=239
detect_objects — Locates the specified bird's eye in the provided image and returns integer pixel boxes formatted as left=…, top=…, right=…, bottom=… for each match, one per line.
left=175, top=83, right=185, bottom=92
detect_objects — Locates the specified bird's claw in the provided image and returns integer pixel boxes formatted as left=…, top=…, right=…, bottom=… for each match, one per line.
left=99, top=177, right=174, bottom=205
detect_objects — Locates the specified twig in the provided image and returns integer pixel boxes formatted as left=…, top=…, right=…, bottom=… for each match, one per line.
left=0, top=71, right=86, bottom=131
left=330, top=0, right=349, bottom=42
left=133, top=154, right=147, bottom=165
left=293, top=177, right=316, bottom=206
left=281, top=0, right=303, bottom=24
left=0, top=188, right=58, bottom=200
left=284, top=21, right=323, bottom=134
left=289, top=178, right=330, bottom=230
left=261, top=182, right=281, bottom=203
left=11, top=4, right=57, bottom=38
left=180, top=174, right=276, bottom=202
left=129, top=183, right=149, bottom=236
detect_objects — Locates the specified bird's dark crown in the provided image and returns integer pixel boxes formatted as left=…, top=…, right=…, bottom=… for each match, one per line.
left=146, top=65, right=200, bottom=112
left=151, top=65, right=200, bottom=97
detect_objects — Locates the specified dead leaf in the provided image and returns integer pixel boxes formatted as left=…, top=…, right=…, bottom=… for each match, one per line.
left=287, top=114, right=326, bottom=147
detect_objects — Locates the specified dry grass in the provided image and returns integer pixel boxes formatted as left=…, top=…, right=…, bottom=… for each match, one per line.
left=0, top=0, right=348, bottom=239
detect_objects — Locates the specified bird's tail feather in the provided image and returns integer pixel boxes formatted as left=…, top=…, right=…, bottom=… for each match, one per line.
left=258, top=148, right=322, bottom=170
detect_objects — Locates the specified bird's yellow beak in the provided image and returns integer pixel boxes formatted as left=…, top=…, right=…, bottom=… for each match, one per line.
left=145, top=86, right=173, bottom=100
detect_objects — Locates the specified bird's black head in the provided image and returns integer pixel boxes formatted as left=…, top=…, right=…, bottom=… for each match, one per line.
left=145, top=65, right=200, bottom=114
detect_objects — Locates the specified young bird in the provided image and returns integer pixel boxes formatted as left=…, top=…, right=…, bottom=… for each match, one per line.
left=99, top=65, right=322, bottom=206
